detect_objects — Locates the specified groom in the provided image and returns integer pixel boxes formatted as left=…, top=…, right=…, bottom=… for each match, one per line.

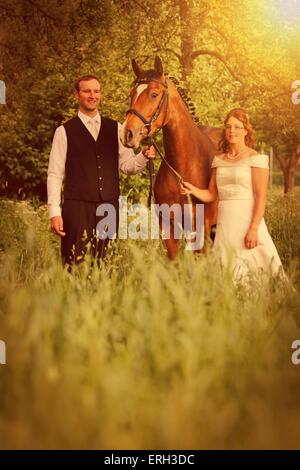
left=47, top=75, right=155, bottom=265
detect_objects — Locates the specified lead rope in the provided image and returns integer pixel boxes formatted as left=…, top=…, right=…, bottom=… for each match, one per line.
left=146, top=137, right=195, bottom=240
left=146, top=137, right=183, bottom=208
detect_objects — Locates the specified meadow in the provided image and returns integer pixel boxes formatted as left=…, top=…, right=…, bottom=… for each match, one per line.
left=0, top=187, right=300, bottom=449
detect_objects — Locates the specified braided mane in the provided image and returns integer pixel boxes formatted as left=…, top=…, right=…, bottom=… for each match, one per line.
left=167, top=75, right=201, bottom=127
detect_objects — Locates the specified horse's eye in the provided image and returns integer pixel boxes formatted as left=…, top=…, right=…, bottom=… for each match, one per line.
left=150, top=92, right=159, bottom=99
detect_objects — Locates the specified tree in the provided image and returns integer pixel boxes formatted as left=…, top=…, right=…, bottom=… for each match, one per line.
left=0, top=0, right=299, bottom=197
left=276, top=148, right=299, bottom=193
left=0, top=0, right=112, bottom=197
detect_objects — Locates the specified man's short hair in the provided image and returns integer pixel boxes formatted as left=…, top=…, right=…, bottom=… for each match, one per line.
left=74, top=75, right=100, bottom=92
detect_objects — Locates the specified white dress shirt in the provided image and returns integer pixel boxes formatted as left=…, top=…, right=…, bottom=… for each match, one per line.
left=47, top=111, right=148, bottom=218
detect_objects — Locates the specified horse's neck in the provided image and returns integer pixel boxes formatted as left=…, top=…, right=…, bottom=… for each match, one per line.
left=163, top=92, right=201, bottom=159
left=163, top=79, right=201, bottom=157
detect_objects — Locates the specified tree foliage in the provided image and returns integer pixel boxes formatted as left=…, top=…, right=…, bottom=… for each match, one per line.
left=0, top=0, right=299, bottom=198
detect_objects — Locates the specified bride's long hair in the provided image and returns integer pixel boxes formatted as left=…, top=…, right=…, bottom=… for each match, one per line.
left=219, top=108, right=255, bottom=153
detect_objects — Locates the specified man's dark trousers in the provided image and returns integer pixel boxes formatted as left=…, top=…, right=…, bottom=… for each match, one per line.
left=61, top=199, right=119, bottom=265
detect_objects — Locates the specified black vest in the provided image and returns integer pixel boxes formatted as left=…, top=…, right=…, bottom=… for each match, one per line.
left=63, top=116, right=119, bottom=202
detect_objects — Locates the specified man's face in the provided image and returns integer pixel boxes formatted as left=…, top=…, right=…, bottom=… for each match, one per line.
left=74, top=79, right=101, bottom=113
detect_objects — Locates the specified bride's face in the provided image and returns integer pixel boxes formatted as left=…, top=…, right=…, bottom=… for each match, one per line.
left=225, top=116, right=248, bottom=146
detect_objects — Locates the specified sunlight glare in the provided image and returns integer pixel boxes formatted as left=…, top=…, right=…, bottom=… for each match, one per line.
left=272, top=0, right=300, bottom=24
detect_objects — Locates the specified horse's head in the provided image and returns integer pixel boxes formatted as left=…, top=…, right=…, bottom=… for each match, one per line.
left=121, top=56, right=169, bottom=148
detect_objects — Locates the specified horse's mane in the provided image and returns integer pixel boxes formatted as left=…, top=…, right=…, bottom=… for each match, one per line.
left=167, top=75, right=201, bottom=127
left=167, top=76, right=221, bottom=151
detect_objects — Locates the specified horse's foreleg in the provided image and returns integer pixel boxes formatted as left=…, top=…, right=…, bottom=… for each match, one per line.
left=159, top=215, right=180, bottom=260
left=164, top=237, right=180, bottom=260
left=209, top=199, right=218, bottom=227
left=203, top=200, right=218, bottom=246
left=183, top=201, right=203, bottom=253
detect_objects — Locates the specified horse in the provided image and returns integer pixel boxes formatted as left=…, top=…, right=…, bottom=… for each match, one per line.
left=121, top=56, right=221, bottom=259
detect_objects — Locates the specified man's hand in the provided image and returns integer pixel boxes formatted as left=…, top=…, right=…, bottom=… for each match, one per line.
left=51, top=216, right=66, bottom=237
left=142, top=145, right=156, bottom=159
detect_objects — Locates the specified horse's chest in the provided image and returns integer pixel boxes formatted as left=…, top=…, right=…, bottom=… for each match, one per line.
left=154, top=177, right=181, bottom=204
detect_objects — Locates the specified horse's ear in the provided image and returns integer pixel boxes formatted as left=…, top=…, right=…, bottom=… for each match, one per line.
left=154, top=56, right=163, bottom=76
left=132, top=59, right=143, bottom=77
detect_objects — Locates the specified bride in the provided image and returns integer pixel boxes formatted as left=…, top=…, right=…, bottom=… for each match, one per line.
left=180, top=108, right=283, bottom=281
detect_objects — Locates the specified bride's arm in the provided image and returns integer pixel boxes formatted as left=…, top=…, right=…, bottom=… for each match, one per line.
left=245, top=167, right=269, bottom=249
left=180, top=169, right=218, bottom=203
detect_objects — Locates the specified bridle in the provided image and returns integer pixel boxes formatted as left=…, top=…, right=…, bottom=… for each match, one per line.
left=126, top=77, right=169, bottom=139
left=126, top=77, right=184, bottom=184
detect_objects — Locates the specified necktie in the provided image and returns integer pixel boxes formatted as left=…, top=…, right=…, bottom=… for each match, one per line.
left=89, top=119, right=99, bottom=140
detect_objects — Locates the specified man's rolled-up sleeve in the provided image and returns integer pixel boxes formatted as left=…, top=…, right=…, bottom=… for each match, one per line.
left=118, top=122, right=148, bottom=175
left=47, top=126, right=67, bottom=218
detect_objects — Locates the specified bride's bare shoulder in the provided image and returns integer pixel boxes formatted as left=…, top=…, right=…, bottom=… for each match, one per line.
left=215, top=152, right=227, bottom=160
left=247, top=149, right=259, bottom=157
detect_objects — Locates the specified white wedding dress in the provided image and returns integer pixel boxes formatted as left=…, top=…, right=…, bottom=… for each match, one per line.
left=211, top=154, right=283, bottom=280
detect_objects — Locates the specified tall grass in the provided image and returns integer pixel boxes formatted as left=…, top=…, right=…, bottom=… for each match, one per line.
left=0, top=190, right=300, bottom=449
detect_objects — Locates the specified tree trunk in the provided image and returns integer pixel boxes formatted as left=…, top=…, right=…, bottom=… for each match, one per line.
left=178, top=0, right=194, bottom=90
left=285, top=166, right=295, bottom=193
left=276, top=152, right=298, bottom=193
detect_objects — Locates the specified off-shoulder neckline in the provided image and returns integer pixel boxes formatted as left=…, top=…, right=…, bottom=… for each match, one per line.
left=214, top=153, right=267, bottom=164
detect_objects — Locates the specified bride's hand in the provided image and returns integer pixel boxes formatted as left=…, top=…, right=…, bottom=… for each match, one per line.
left=244, top=228, right=258, bottom=249
left=180, top=181, right=194, bottom=195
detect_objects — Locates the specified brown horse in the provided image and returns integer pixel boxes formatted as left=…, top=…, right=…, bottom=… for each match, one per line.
left=121, top=56, right=221, bottom=259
